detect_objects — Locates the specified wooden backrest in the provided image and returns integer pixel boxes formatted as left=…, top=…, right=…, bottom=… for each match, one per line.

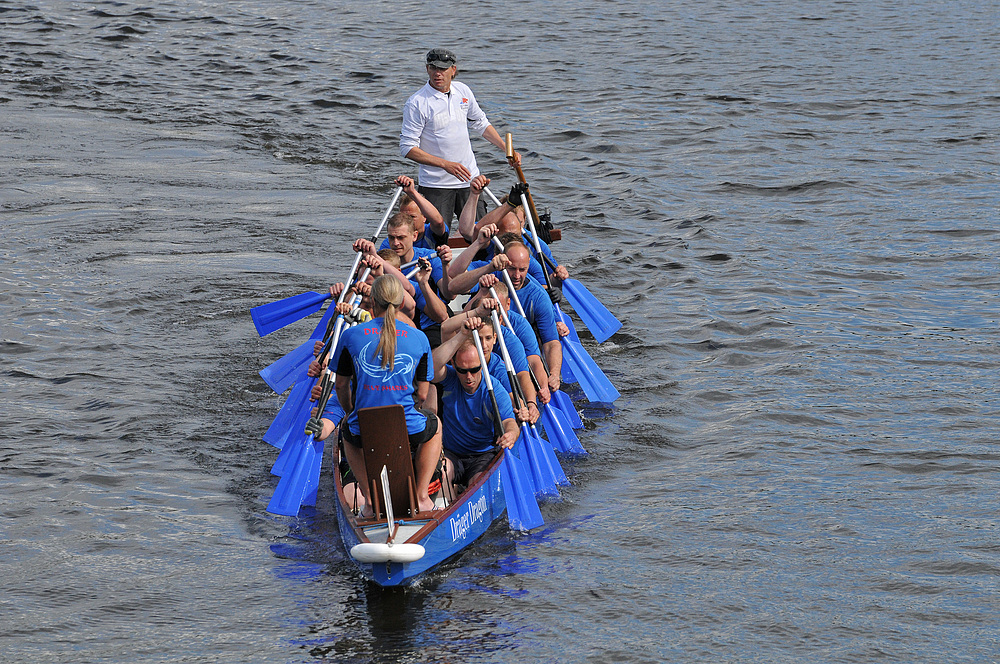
left=358, top=405, right=417, bottom=519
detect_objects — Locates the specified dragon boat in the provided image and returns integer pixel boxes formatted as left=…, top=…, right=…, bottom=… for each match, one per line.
left=253, top=149, right=622, bottom=586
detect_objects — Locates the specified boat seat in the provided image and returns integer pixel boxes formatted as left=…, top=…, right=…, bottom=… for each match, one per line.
left=358, top=405, right=418, bottom=520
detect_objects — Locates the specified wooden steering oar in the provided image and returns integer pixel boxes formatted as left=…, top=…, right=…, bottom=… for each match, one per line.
left=501, top=143, right=622, bottom=343
left=506, top=133, right=547, bottom=245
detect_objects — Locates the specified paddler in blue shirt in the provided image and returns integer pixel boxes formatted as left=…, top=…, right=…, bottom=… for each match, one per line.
left=473, top=276, right=555, bottom=408
left=374, top=212, right=454, bottom=346
left=442, top=292, right=541, bottom=424
left=331, top=275, right=443, bottom=514
left=447, top=238, right=564, bottom=392
left=431, top=316, right=518, bottom=491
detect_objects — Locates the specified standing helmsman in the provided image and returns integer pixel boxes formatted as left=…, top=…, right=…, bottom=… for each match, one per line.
left=399, top=47, right=522, bottom=230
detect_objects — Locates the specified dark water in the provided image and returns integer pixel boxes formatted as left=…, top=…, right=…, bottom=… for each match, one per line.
left=2, top=1, right=998, bottom=662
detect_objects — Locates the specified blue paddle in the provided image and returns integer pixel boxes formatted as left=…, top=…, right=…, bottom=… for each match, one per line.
left=250, top=186, right=403, bottom=338
left=267, top=429, right=320, bottom=516
left=251, top=291, right=331, bottom=337
left=553, top=305, right=619, bottom=403
left=265, top=278, right=365, bottom=515
left=518, top=423, right=561, bottom=497
left=265, top=324, right=345, bottom=514
left=302, top=438, right=326, bottom=508
left=259, top=338, right=317, bottom=395
left=560, top=277, right=621, bottom=343
left=472, top=329, right=544, bottom=531
left=538, top=399, right=587, bottom=455
left=534, top=249, right=621, bottom=344
left=559, top=334, right=620, bottom=404
left=263, top=378, right=312, bottom=449
left=551, top=389, right=583, bottom=429
left=259, top=267, right=372, bottom=396
left=499, top=449, right=543, bottom=531
left=490, top=309, right=566, bottom=496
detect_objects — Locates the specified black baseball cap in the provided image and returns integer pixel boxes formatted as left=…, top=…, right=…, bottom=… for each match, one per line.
left=426, top=48, right=457, bottom=69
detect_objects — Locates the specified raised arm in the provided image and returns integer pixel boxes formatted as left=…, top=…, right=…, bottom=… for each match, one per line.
left=432, top=316, right=483, bottom=383
left=448, top=223, right=497, bottom=280
left=448, top=252, right=509, bottom=297
left=396, top=175, right=446, bottom=238
left=459, top=175, right=489, bottom=241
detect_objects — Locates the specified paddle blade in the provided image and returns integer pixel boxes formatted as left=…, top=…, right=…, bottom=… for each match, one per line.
left=562, top=279, right=621, bottom=343
left=539, top=402, right=587, bottom=456
left=529, top=424, right=569, bottom=487
left=554, top=306, right=579, bottom=384
left=259, top=339, right=315, bottom=394
left=551, top=389, right=584, bottom=430
left=560, top=337, right=620, bottom=404
left=556, top=305, right=582, bottom=343
left=500, top=449, right=543, bottom=531
left=520, top=424, right=559, bottom=497
left=263, top=379, right=312, bottom=448
left=267, top=432, right=319, bottom=516
left=251, top=291, right=331, bottom=337
left=302, top=439, right=325, bottom=507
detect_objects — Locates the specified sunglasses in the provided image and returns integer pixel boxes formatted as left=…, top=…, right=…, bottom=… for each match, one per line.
left=455, top=365, right=482, bottom=375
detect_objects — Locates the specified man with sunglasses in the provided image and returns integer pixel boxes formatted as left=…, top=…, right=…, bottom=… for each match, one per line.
left=431, top=317, right=519, bottom=491
left=399, top=48, right=522, bottom=233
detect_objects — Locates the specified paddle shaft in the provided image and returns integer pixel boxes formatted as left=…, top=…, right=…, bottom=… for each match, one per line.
left=490, top=286, right=558, bottom=409
left=311, top=263, right=373, bottom=428
left=519, top=192, right=554, bottom=291
left=317, top=268, right=371, bottom=365
left=490, top=310, right=529, bottom=412
left=506, top=133, right=545, bottom=243
left=472, top=330, right=505, bottom=440
left=340, top=185, right=404, bottom=306
left=483, top=186, right=503, bottom=208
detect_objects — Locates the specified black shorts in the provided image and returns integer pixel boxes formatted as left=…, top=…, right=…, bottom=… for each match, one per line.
left=444, top=448, right=496, bottom=486
left=342, top=407, right=438, bottom=453
left=418, top=185, right=487, bottom=227
left=421, top=322, right=442, bottom=349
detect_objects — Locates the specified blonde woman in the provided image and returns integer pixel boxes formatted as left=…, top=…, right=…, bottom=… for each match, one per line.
left=334, top=275, right=442, bottom=514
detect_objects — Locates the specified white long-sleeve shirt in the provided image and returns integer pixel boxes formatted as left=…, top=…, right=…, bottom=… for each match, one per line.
left=399, top=80, right=492, bottom=189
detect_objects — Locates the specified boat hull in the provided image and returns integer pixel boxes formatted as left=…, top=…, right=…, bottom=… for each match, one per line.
left=334, top=453, right=507, bottom=586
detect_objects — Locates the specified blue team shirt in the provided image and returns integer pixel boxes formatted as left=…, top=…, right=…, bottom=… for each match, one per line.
left=511, top=276, right=559, bottom=344
left=336, top=318, right=433, bottom=436
left=486, top=352, right=512, bottom=394
left=506, top=310, right=542, bottom=359
left=497, top=327, right=531, bottom=373
left=439, top=366, right=516, bottom=455
left=420, top=222, right=449, bottom=249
